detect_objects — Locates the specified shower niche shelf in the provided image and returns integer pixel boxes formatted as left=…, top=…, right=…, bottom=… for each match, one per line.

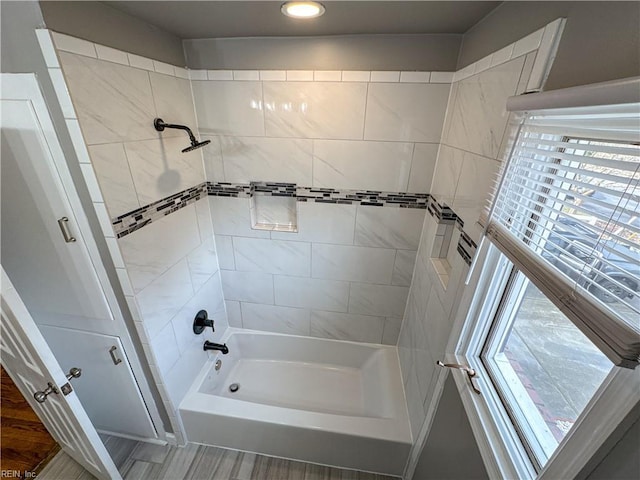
left=250, top=182, right=298, bottom=233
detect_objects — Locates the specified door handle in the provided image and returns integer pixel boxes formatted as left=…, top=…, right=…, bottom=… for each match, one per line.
left=57, top=217, right=76, bottom=243
left=34, top=369, right=81, bottom=402
left=66, top=367, right=82, bottom=380
left=437, top=360, right=481, bottom=395
left=34, top=382, right=59, bottom=403
left=109, top=346, right=122, bottom=365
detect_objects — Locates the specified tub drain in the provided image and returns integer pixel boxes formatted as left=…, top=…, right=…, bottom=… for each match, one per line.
left=229, top=383, right=240, bottom=393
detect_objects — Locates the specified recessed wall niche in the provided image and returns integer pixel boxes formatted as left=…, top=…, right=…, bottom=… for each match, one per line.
left=250, top=182, right=298, bottom=232
left=430, top=222, right=455, bottom=288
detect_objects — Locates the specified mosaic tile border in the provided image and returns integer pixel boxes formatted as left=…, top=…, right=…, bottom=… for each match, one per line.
left=112, top=182, right=207, bottom=238
left=208, top=182, right=431, bottom=208
left=457, top=230, right=479, bottom=267
left=111, top=181, right=477, bottom=265
left=112, top=182, right=430, bottom=238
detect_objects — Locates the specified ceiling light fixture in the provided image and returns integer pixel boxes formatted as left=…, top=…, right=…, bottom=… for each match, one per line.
left=281, top=1, right=325, bottom=19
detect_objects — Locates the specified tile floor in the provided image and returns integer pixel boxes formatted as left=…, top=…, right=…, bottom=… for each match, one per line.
left=38, top=435, right=400, bottom=480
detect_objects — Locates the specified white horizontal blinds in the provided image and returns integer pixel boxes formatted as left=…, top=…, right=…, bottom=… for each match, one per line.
left=487, top=102, right=640, bottom=368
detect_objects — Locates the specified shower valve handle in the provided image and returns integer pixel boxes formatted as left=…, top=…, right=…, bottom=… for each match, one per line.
left=193, top=310, right=214, bottom=334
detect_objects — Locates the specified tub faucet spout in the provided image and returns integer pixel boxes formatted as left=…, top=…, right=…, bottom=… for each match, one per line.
left=203, top=340, right=229, bottom=354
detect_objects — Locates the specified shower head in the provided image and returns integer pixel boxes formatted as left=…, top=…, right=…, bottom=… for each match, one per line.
left=182, top=140, right=211, bottom=153
left=153, top=118, right=210, bottom=154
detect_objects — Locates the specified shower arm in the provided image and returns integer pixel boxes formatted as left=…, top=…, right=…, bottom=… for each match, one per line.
left=154, top=118, right=197, bottom=143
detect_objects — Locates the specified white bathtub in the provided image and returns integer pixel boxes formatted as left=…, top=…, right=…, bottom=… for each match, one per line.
left=179, top=329, right=412, bottom=476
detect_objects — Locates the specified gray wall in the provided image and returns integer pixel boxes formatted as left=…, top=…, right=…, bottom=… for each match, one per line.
left=586, top=418, right=640, bottom=480
left=184, top=34, right=461, bottom=71
left=412, top=376, right=489, bottom=480
left=0, top=0, right=172, bottom=432
left=581, top=403, right=640, bottom=480
left=458, top=1, right=640, bottom=90
left=39, top=0, right=185, bottom=66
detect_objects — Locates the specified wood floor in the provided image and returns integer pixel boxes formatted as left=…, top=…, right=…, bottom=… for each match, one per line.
left=0, top=366, right=60, bottom=477
left=38, top=435, right=400, bottom=480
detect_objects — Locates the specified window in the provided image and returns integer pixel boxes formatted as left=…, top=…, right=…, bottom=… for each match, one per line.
left=487, top=104, right=640, bottom=367
left=482, top=266, right=613, bottom=470
left=452, top=90, right=640, bottom=479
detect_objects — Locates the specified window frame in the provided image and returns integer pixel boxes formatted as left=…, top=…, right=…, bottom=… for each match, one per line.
left=447, top=240, right=640, bottom=480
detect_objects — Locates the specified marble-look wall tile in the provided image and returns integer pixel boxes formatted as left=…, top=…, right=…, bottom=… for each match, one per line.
left=58, top=52, right=156, bottom=145
left=260, top=70, right=286, bottom=81
left=151, top=320, right=181, bottom=375
left=311, top=244, right=395, bottom=284
left=423, top=288, right=450, bottom=364
left=439, top=81, right=459, bottom=148
left=382, top=317, right=403, bottom=345
left=192, top=81, right=265, bottom=136
left=445, top=56, right=525, bottom=158
left=354, top=206, right=424, bottom=250
left=200, top=136, right=225, bottom=181
left=52, top=32, right=97, bottom=57
left=164, top=348, right=209, bottom=407
left=123, top=136, right=205, bottom=205
left=214, top=235, right=236, bottom=270
left=209, top=197, right=270, bottom=238
left=364, top=83, right=450, bottom=143
left=194, top=197, right=214, bottom=242
left=241, top=303, right=310, bottom=336
left=87, top=143, right=139, bottom=216
left=136, top=259, right=194, bottom=339
left=312, top=140, right=413, bottom=191
left=348, top=283, right=409, bottom=317
left=370, top=71, right=400, bottom=82
left=225, top=300, right=242, bottom=327
left=270, top=202, right=356, bottom=245
left=220, top=270, right=274, bottom=304
left=310, top=311, right=384, bottom=343
left=429, top=145, right=465, bottom=205
left=451, top=152, right=500, bottom=228
left=208, top=70, right=233, bottom=81
left=408, top=143, right=439, bottom=193
left=342, top=71, right=371, bottom=82
left=182, top=271, right=227, bottom=335
left=149, top=73, right=197, bottom=138
left=119, top=205, right=201, bottom=292
left=186, top=237, right=219, bottom=291
left=392, top=250, right=418, bottom=287
left=274, top=276, right=349, bottom=312
left=263, top=82, right=367, bottom=140
left=94, top=44, right=129, bottom=66
left=404, top=364, right=427, bottom=437
left=233, top=238, right=311, bottom=277
left=220, top=136, right=312, bottom=184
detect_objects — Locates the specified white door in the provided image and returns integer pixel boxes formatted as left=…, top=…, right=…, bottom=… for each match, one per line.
left=38, top=325, right=156, bottom=438
left=1, top=80, right=116, bottom=334
left=0, top=73, right=157, bottom=439
left=1, top=269, right=122, bottom=480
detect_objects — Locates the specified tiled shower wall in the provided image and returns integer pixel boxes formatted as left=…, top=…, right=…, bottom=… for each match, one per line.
left=396, top=23, right=557, bottom=440
left=191, top=71, right=452, bottom=343
left=211, top=197, right=423, bottom=344
left=45, top=31, right=228, bottom=439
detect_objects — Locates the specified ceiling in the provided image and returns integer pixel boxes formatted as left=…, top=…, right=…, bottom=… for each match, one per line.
left=104, top=1, right=501, bottom=39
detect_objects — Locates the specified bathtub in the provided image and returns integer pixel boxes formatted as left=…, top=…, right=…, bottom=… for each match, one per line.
left=179, top=329, right=412, bottom=476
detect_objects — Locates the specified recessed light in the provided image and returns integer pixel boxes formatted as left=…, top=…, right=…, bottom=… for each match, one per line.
left=281, top=1, right=325, bottom=19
